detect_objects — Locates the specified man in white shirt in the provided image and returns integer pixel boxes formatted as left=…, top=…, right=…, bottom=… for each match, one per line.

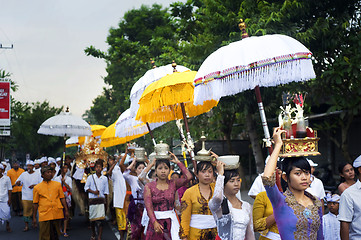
left=107, top=156, right=127, bottom=239
left=248, top=174, right=265, bottom=199
left=15, top=160, right=42, bottom=231
left=323, top=193, right=341, bottom=240
left=85, top=160, right=109, bottom=240
left=248, top=156, right=281, bottom=199
left=339, top=156, right=361, bottom=240
left=306, top=159, right=326, bottom=213
left=0, top=163, right=12, bottom=232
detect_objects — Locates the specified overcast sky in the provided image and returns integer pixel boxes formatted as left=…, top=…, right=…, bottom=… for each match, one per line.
left=0, top=0, right=184, bottom=118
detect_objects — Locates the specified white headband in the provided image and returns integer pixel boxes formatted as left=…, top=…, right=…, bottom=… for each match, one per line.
left=325, top=193, right=340, bottom=202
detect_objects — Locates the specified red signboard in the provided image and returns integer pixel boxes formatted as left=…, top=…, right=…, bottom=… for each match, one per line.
left=0, top=82, right=11, bottom=126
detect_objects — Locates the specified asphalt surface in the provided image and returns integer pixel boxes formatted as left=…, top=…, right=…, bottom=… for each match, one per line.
left=1, top=190, right=256, bottom=240
left=1, top=209, right=118, bottom=240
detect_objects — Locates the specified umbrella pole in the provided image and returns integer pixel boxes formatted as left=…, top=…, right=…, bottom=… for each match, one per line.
left=146, top=122, right=157, bottom=146
left=254, top=86, right=282, bottom=191
left=62, top=134, right=67, bottom=167
left=254, top=86, right=273, bottom=153
left=175, top=120, right=188, bottom=168
left=180, top=103, right=196, bottom=171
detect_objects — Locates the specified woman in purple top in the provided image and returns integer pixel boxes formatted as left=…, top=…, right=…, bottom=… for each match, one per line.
left=143, top=152, right=192, bottom=240
left=262, top=128, right=323, bottom=240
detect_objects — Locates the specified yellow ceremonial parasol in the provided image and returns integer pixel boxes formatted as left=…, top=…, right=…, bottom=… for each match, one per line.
left=100, top=122, right=144, bottom=148
left=78, top=125, right=106, bottom=146
left=89, top=125, right=107, bottom=137
left=136, top=67, right=218, bottom=170
left=136, top=70, right=218, bottom=123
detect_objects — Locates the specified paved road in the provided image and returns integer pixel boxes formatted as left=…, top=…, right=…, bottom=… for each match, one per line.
left=1, top=210, right=118, bottom=240
left=1, top=190, right=256, bottom=240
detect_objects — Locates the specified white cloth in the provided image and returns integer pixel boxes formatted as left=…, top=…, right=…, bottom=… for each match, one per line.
left=54, top=175, right=72, bottom=189
left=84, top=174, right=109, bottom=199
left=54, top=175, right=73, bottom=204
left=123, top=169, right=143, bottom=204
left=89, top=204, right=105, bottom=221
left=306, top=176, right=325, bottom=199
left=209, top=175, right=255, bottom=240
left=248, top=174, right=265, bottom=197
left=72, top=166, right=84, bottom=180
left=190, top=214, right=217, bottom=229
left=0, top=202, right=11, bottom=223
left=16, top=171, right=42, bottom=201
left=325, top=193, right=340, bottom=203
left=141, top=207, right=149, bottom=234
left=229, top=200, right=253, bottom=240
left=323, top=212, right=340, bottom=240
left=339, top=180, right=361, bottom=239
left=263, top=231, right=281, bottom=240
left=111, top=165, right=126, bottom=208
left=154, top=210, right=180, bottom=240
left=353, top=155, right=361, bottom=168
left=4, top=162, right=11, bottom=174
left=0, top=175, right=12, bottom=202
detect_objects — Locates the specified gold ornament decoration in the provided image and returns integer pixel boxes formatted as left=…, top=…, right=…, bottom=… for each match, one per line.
left=75, top=137, right=108, bottom=169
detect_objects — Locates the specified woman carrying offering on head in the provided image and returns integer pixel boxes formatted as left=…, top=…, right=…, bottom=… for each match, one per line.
left=262, top=127, right=323, bottom=240
left=143, top=152, right=192, bottom=240
left=122, top=149, right=147, bottom=240
left=208, top=158, right=255, bottom=240
left=179, top=161, right=217, bottom=240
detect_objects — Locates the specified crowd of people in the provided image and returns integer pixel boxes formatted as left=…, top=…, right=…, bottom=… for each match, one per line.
left=0, top=130, right=360, bottom=240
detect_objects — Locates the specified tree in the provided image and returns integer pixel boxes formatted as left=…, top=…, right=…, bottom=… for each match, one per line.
left=84, top=4, right=182, bottom=126
left=239, top=0, right=361, bottom=162
left=85, top=0, right=361, bottom=170
left=172, top=0, right=361, bottom=166
left=9, top=101, right=63, bottom=159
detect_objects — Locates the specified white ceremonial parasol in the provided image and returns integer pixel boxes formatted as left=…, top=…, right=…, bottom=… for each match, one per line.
left=115, top=108, right=165, bottom=146
left=38, top=109, right=92, bottom=137
left=65, top=136, right=79, bottom=148
left=193, top=20, right=316, bottom=149
left=38, top=107, right=92, bottom=161
left=129, top=61, right=189, bottom=117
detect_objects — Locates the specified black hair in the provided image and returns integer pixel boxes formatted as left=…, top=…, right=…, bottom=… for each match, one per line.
left=171, top=172, right=180, bottom=177
left=196, top=161, right=215, bottom=175
left=95, top=159, right=104, bottom=168
left=155, top=159, right=170, bottom=169
left=188, top=169, right=197, bottom=186
left=41, top=165, right=52, bottom=175
left=224, top=169, right=240, bottom=185
left=148, top=169, right=155, bottom=179
left=281, top=157, right=311, bottom=183
left=108, top=155, right=115, bottom=161
left=338, top=162, right=352, bottom=182
left=61, top=164, right=69, bottom=170
left=135, top=161, right=146, bottom=169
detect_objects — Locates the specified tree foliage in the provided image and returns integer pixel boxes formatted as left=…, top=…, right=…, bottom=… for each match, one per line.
left=85, top=0, right=361, bottom=164
left=9, top=101, right=63, bottom=159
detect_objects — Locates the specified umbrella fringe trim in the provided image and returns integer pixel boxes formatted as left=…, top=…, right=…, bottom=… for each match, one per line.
left=194, top=52, right=313, bottom=86
left=193, top=58, right=315, bottom=106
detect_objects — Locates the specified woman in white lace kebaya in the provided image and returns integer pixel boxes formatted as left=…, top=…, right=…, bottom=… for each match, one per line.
left=209, top=160, right=255, bottom=240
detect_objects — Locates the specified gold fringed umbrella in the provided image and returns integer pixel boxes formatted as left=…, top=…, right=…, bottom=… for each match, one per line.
left=79, top=124, right=106, bottom=145
left=136, top=64, right=218, bottom=170
left=100, top=122, right=144, bottom=148
left=136, top=70, right=218, bottom=123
